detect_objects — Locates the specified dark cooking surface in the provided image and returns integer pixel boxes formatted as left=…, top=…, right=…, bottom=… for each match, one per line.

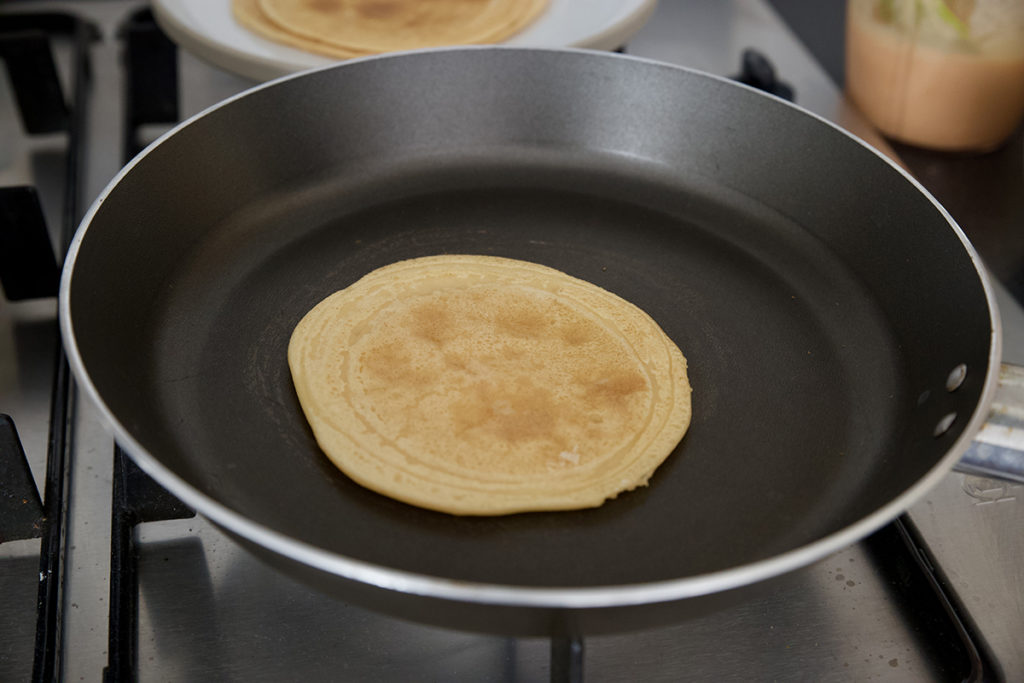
left=151, top=168, right=901, bottom=585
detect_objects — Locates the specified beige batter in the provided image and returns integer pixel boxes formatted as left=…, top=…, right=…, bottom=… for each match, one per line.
left=288, top=255, right=692, bottom=515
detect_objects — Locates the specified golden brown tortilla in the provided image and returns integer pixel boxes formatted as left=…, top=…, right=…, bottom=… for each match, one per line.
left=233, top=0, right=548, bottom=58
left=233, top=0, right=370, bottom=58
left=288, top=255, right=692, bottom=515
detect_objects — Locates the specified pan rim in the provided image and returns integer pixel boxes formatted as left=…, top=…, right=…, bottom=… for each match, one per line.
left=58, top=45, right=1004, bottom=610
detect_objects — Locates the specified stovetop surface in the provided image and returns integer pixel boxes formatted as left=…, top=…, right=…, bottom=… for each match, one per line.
left=2, top=1, right=1023, bottom=681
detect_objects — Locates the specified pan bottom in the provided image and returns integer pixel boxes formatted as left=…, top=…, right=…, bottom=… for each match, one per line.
left=141, top=151, right=908, bottom=587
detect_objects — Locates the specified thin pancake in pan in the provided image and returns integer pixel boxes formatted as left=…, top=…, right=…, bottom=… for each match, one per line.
left=288, top=255, right=692, bottom=515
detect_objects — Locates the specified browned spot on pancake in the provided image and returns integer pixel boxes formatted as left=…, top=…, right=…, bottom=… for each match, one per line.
left=450, top=384, right=490, bottom=435
left=453, top=377, right=557, bottom=444
left=408, top=299, right=453, bottom=344
left=359, top=340, right=432, bottom=388
left=493, top=300, right=549, bottom=339
left=581, top=369, right=648, bottom=407
left=304, top=0, right=341, bottom=13
left=353, top=0, right=404, bottom=19
left=492, top=377, right=558, bottom=444
left=443, top=351, right=470, bottom=372
left=500, top=344, right=525, bottom=361
left=560, top=319, right=599, bottom=346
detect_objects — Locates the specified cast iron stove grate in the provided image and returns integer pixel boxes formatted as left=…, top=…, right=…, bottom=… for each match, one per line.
left=0, top=10, right=97, bottom=682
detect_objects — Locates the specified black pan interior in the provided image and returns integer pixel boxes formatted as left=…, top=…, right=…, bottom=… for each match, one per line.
left=67, top=50, right=992, bottom=588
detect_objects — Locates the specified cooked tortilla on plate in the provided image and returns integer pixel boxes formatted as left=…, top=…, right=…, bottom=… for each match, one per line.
left=288, top=254, right=692, bottom=515
left=233, top=0, right=370, bottom=58
left=233, top=0, right=548, bottom=58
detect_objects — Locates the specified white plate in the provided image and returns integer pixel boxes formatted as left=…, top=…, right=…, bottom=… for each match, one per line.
left=152, top=0, right=659, bottom=82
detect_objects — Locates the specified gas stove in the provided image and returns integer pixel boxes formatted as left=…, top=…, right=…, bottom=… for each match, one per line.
left=2, top=2, right=1022, bottom=681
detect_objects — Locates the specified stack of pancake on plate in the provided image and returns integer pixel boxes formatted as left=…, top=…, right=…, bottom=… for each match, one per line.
left=233, top=0, right=549, bottom=58
left=289, top=255, right=692, bottom=516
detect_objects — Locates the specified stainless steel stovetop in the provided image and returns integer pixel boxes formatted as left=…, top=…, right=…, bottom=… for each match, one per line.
left=2, top=1, right=1022, bottom=681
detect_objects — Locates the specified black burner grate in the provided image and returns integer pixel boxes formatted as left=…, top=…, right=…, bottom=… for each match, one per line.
left=0, top=11, right=98, bottom=682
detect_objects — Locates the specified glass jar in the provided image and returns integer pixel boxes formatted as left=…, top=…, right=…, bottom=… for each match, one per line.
left=846, top=0, right=1024, bottom=152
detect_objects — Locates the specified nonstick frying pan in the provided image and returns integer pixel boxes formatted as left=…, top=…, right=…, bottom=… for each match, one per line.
left=60, top=48, right=1006, bottom=635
